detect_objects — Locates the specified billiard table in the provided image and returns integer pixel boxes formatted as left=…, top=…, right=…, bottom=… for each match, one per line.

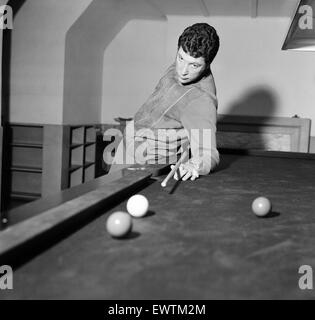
left=1, top=150, right=315, bottom=299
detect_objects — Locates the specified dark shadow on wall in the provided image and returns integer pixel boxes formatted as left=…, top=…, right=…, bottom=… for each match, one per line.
left=225, top=86, right=278, bottom=117
left=1, top=0, right=27, bottom=212
left=216, top=86, right=278, bottom=172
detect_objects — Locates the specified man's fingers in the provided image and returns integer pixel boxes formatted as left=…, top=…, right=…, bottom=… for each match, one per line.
left=170, top=165, right=177, bottom=180
left=173, top=165, right=185, bottom=181
left=182, top=171, right=192, bottom=181
left=173, top=167, right=182, bottom=180
left=191, top=169, right=199, bottom=181
left=171, top=163, right=199, bottom=182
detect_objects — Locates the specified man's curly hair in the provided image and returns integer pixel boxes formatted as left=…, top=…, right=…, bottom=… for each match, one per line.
left=178, top=23, right=219, bottom=66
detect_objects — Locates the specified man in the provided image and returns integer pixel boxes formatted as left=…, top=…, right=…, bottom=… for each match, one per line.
left=108, top=23, right=220, bottom=181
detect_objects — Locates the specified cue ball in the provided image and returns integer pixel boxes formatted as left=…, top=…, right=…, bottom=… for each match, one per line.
left=106, top=211, right=132, bottom=238
left=252, top=197, right=272, bottom=217
left=127, top=194, right=149, bottom=218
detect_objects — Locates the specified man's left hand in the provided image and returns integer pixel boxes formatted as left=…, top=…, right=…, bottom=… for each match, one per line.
left=171, top=162, right=199, bottom=181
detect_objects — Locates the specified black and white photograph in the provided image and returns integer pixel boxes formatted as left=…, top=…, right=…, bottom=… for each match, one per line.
left=0, top=0, right=315, bottom=304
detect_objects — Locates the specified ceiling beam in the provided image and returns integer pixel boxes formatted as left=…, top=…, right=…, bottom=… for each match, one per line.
left=250, top=0, right=258, bottom=18
left=199, top=0, right=210, bottom=17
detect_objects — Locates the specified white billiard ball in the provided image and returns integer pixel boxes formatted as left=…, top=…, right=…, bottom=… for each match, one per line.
left=252, top=196, right=272, bottom=217
left=127, top=194, right=149, bottom=218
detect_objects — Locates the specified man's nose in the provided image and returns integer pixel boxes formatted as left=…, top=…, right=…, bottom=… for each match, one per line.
left=181, top=64, right=189, bottom=76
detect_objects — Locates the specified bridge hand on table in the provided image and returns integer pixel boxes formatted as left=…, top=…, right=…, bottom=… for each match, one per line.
left=171, top=162, right=199, bottom=181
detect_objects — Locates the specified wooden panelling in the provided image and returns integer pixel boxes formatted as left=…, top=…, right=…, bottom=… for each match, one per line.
left=69, top=167, right=83, bottom=188
left=11, top=146, right=42, bottom=168
left=217, top=115, right=311, bottom=152
left=6, top=125, right=44, bottom=207
left=0, top=127, right=3, bottom=214
left=68, top=125, right=97, bottom=187
left=11, top=125, right=43, bottom=145
left=11, top=171, right=42, bottom=195
left=41, top=125, right=70, bottom=197
left=310, top=136, right=315, bottom=153
left=84, top=164, right=96, bottom=183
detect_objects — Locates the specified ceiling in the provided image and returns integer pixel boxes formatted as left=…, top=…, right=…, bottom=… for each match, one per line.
left=147, top=0, right=300, bottom=17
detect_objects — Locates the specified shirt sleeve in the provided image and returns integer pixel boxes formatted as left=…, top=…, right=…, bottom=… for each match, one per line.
left=180, top=94, right=220, bottom=175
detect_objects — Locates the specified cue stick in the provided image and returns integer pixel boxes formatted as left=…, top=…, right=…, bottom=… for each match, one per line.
left=161, top=150, right=188, bottom=187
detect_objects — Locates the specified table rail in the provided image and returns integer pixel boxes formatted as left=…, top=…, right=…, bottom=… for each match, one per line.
left=0, top=167, right=164, bottom=267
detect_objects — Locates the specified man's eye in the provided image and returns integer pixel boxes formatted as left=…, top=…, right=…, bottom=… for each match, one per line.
left=178, top=55, right=183, bottom=61
left=192, top=64, right=199, bottom=68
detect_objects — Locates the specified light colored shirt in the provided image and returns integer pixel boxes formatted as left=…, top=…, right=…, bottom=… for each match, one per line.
left=110, top=63, right=220, bottom=174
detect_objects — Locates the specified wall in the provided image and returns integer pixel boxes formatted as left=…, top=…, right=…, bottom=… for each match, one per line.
left=6, top=2, right=315, bottom=135
left=101, top=15, right=315, bottom=136
left=0, top=0, right=9, bottom=118
left=101, top=19, right=167, bottom=122
left=9, top=0, right=93, bottom=124
left=7, top=0, right=165, bottom=125
left=63, top=0, right=166, bottom=125
left=1, top=0, right=10, bottom=209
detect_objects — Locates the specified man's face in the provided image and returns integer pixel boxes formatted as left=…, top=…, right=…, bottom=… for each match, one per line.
left=175, top=47, right=206, bottom=85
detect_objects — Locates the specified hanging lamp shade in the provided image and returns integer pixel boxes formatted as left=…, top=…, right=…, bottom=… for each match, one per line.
left=282, top=0, right=315, bottom=51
